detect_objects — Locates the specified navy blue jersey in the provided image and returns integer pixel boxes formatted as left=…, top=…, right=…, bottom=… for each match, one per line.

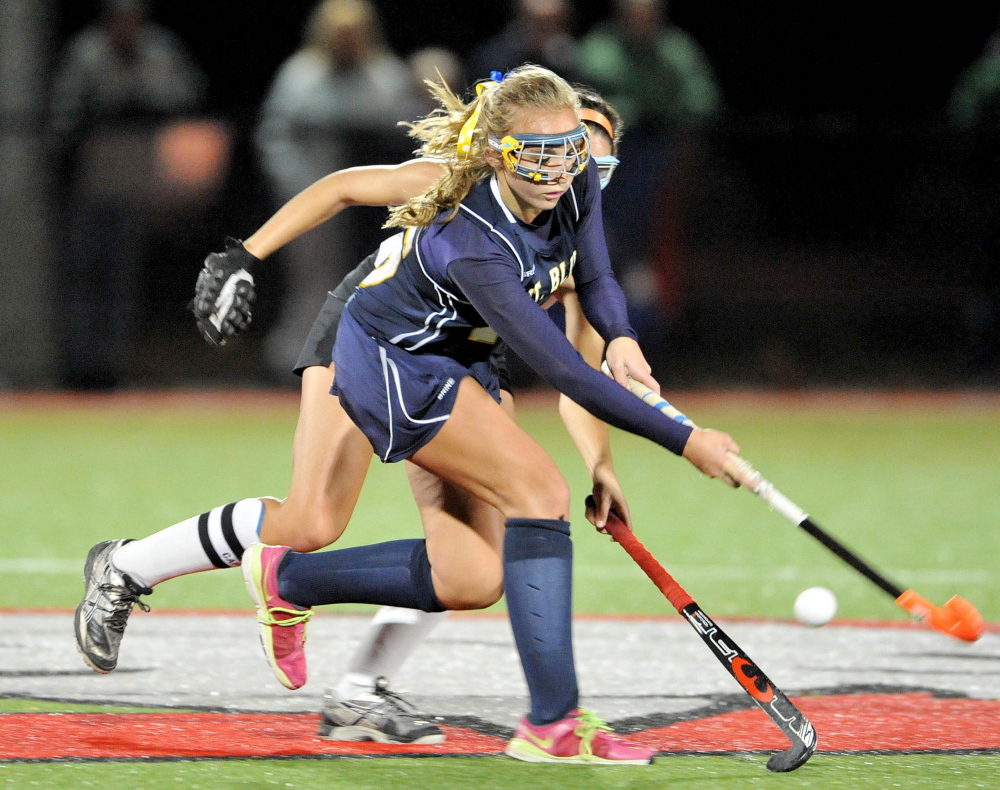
left=343, top=163, right=693, bottom=455
left=349, top=164, right=627, bottom=353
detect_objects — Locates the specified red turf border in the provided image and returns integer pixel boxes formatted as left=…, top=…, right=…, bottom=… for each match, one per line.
left=4, top=693, right=999, bottom=761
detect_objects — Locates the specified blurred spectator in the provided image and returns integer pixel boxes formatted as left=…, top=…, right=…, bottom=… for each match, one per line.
left=408, top=46, right=466, bottom=115
left=255, top=0, right=418, bottom=382
left=579, top=0, right=721, bottom=377
left=579, top=0, right=719, bottom=132
left=947, top=19, right=1000, bottom=373
left=948, top=22, right=1000, bottom=134
left=468, top=0, right=580, bottom=82
left=48, top=0, right=207, bottom=390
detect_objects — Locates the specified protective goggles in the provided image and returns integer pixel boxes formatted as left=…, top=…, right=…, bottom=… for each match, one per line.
left=594, top=155, right=620, bottom=190
left=489, top=124, right=590, bottom=183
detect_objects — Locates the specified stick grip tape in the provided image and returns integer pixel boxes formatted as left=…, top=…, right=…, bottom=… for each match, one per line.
left=603, top=513, right=695, bottom=613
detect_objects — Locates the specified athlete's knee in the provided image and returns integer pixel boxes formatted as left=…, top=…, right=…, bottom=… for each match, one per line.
left=440, top=587, right=503, bottom=611
left=502, top=467, right=571, bottom=520
left=431, top=555, right=503, bottom=611
left=291, top=508, right=348, bottom=552
left=436, top=576, right=503, bottom=611
left=259, top=497, right=347, bottom=552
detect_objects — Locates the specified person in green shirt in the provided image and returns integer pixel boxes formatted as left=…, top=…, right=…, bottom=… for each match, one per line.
left=578, top=0, right=722, bottom=375
left=579, top=0, right=720, bottom=133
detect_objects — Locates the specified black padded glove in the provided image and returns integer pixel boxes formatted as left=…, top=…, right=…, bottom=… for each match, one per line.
left=192, top=238, right=259, bottom=346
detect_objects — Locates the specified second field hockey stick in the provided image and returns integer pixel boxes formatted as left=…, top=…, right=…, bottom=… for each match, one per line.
left=591, top=498, right=817, bottom=772
left=603, top=363, right=984, bottom=642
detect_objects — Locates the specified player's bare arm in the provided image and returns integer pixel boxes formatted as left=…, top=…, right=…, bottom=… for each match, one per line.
left=243, top=159, right=446, bottom=259
left=558, top=290, right=632, bottom=530
left=192, top=159, right=446, bottom=346
left=604, top=335, right=739, bottom=487
left=682, top=428, right=741, bottom=486
left=604, top=335, right=659, bottom=394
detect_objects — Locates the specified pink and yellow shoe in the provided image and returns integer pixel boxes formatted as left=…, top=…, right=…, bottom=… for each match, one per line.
left=241, top=543, right=313, bottom=690
left=505, top=708, right=656, bottom=764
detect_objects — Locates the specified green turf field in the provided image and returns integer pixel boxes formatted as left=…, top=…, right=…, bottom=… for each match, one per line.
left=2, top=393, right=998, bottom=789
left=3, top=753, right=999, bottom=790
left=0, top=704, right=997, bottom=790
left=2, top=394, right=998, bottom=620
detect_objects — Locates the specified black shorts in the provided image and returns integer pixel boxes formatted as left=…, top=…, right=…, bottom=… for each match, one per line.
left=292, top=291, right=348, bottom=376
left=293, top=251, right=377, bottom=376
left=293, top=254, right=513, bottom=393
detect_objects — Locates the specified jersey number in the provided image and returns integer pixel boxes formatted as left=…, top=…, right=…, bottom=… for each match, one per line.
left=360, top=228, right=416, bottom=288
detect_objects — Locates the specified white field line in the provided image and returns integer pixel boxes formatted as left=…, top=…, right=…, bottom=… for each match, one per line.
left=0, top=558, right=991, bottom=585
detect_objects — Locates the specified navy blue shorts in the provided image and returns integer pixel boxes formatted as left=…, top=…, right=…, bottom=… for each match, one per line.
left=332, top=309, right=501, bottom=463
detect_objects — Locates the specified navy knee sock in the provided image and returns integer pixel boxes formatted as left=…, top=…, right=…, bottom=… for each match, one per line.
left=504, top=518, right=578, bottom=726
left=276, top=539, right=446, bottom=612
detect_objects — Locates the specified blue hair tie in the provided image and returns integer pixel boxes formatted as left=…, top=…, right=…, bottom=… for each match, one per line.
left=490, top=70, right=505, bottom=83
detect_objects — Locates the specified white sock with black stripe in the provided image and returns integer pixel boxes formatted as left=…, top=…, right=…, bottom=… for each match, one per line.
left=111, top=499, right=265, bottom=589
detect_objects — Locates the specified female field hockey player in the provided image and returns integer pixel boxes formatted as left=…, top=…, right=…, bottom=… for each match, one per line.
left=75, top=84, right=640, bottom=745
left=240, top=64, right=740, bottom=765
left=315, top=88, right=632, bottom=744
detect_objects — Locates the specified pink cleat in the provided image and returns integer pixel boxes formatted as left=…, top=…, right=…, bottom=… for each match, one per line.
left=241, top=543, right=312, bottom=690
left=505, top=708, right=656, bottom=765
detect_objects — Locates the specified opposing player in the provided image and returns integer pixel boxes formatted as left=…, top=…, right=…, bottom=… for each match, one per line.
left=241, top=65, right=739, bottom=764
left=75, top=84, right=633, bottom=745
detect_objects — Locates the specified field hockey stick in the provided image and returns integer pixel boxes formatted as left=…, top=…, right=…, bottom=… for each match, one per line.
left=591, top=499, right=816, bottom=772
left=602, top=363, right=984, bottom=642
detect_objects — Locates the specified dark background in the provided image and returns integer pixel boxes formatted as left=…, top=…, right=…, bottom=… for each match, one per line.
left=57, top=0, right=1000, bottom=119
left=50, top=2, right=999, bottom=119
left=40, top=1, right=1000, bottom=389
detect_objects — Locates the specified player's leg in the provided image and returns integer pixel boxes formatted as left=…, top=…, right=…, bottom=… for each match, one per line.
left=244, top=381, right=536, bottom=690
left=76, top=363, right=370, bottom=673
left=75, top=495, right=265, bottom=674
left=257, top=363, right=372, bottom=551
left=248, top=378, right=652, bottom=760
left=248, top=376, right=561, bottom=644
left=323, top=388, right=513, bottom=741
left=405, top=379, right=582, bottom=730
left=408, top=381, right=655, bottom=764
left=318, top=469, right=503, bottom=744
left=327, top=379, right=518, bottom=709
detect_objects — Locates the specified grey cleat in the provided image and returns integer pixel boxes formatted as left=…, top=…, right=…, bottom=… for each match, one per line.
left=74, top=539, right=152, bottom=673
left=318, top=677, right=446, bottom=744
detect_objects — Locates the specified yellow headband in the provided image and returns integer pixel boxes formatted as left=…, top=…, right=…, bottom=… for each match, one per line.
left=456, top=79, right=499, bottom=158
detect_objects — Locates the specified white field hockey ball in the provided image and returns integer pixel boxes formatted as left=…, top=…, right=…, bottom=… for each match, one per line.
left=794, top=586, right=838, bottom=627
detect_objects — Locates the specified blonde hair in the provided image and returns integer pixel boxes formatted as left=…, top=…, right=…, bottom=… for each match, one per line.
left=386, top=64, right=580, bottom=228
